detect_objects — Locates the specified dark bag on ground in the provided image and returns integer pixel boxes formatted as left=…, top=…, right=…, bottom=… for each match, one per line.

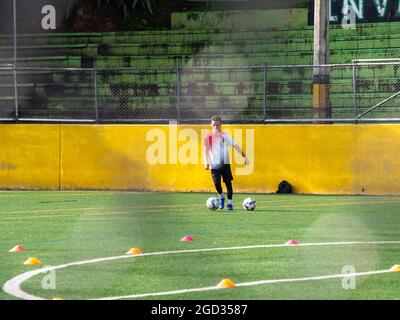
left=276, top=180, right=292, bottom=194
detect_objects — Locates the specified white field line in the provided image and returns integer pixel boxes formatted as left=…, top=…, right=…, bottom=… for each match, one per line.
left=3, top=241, right=400, bottom=300
left=96, top=270, right=392, bottom=300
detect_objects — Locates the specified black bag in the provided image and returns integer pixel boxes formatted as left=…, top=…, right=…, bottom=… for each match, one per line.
left=276, top=180, right=292, bottom=194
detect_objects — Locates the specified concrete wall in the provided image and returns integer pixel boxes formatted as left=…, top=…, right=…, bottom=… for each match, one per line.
left=1, top=124, right=400, bottom=195
left=0, top=124, right=60, bottom=189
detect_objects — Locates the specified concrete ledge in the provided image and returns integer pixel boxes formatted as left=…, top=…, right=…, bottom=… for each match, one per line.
left=172, top=9, right=308, bottom=31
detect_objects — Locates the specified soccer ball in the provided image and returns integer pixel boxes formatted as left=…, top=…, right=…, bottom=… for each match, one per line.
left=242, top=197, right=256, bottom=211
left=206, top=197, right=219, bottom=210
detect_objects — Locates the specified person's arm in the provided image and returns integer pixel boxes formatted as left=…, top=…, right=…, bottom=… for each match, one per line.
left=233, top=143, right=249, bottom=165
left=204, top=138, right=210, bottom=170
left=226, top=133, right=249, bottom=165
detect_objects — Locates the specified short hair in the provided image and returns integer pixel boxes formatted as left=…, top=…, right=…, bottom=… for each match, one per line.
left=211, top=115, right=222, bottom=122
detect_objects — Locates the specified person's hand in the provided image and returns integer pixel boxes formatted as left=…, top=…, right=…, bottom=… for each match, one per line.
left=205, top=164, right=210, bottom=170
left=244, top=157, right=249, bottom=165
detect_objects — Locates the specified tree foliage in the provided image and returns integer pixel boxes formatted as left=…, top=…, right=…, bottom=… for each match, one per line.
left=95, top=0, right=155, bottom=19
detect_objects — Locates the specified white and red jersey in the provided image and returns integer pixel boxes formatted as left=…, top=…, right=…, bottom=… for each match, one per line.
left=204, top=131, right=236, bottom=169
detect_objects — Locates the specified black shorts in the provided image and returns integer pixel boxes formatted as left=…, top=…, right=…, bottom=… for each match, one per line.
left=211, top=164, right=233, bottom=184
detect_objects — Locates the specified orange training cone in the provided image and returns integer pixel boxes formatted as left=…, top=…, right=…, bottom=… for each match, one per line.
left=285, top=240, right=299, bottom=245
left=390, top=265, right=400, bottom=272
left=9, top=245, right=25, bottom=253
left=23, top=257, right=42, bottom=265
left=126, top=248, right=143, bottom=255
left=217, top=279, right=236, bottom=289
left=180, top=235, right=193, bottom=242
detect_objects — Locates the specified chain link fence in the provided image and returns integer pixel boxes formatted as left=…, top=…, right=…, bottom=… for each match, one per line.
left=178, top=67, right=265, bottom=122
left=97, top=68, right=178, bottom=121
left=0, top=0, right=15, bottom=120
left=16, top=68, right=96, bottom=121
left=1, top=62, right=400, bottom=123
left=353, top=62, right=400, bottom=120
left=0, top=64, right=14, bottom=119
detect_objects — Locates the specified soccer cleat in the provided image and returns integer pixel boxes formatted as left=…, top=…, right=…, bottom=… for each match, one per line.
left=227, top=203, right=233, bottom=211
left=219, top=198, right=225, bottom=209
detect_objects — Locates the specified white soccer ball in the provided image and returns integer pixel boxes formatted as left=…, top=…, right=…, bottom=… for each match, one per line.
left=242, top=197, right=256, bottom=211
left=206, top=197, right=219, bottom=210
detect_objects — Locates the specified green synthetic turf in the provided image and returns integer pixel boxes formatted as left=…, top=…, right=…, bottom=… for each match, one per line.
left=0, top=191, right=399, bottom=300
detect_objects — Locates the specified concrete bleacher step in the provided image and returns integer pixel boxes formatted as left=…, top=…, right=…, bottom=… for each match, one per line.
left=111, top=53, right=305, bottom=67
left=2, top=29, right=312, bottom=46
left=0, top=56, right=81, bottom=68
left=3, top=67, right=397, bottom=97
left=91, top=40, right=314, bottom=56
left=1, top=43, right=399, bottom=69
left=0, top=33, right=104, bottom=47
left=87, top=46, right=400, bottom=66
left=2, top=53, right=312, bottom=68
left=2, top=90, right=394, bottom=108
left=108, top=80, right=398, bottom=96
left=96, top=34, right=400, bottom=56
left=3, top=33, right=400, bottom=59
left=1, top=54, right=311, bottom=68
left=0, top=44, right=88, bottom=58
left=0, top=71, right=57, bottom=84
left=3, top=77, right=397, bottom=98
left=1, top=20, right=400, bottom=46
left=2, top=63, right=396, bottom=82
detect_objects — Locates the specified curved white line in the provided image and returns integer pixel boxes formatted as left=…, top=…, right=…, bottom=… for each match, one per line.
left=3, top=241, right=400, bottom=300
left=96, top=270, right=392, bottom=300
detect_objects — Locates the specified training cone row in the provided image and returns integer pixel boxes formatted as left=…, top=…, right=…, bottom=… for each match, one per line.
left=9, top=245, right=43, bottom=266
left=126, top=248, right=143, bottom=255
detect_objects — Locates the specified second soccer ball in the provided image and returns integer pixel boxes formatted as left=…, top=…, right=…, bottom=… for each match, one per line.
left=242, top=197, right=256, bottom=211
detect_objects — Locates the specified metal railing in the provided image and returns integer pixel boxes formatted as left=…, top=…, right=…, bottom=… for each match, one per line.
left=1, top=61, right=400, bottom=123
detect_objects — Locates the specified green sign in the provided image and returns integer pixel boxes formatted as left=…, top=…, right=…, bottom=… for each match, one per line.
left=308, top=0, right=400, bottom=25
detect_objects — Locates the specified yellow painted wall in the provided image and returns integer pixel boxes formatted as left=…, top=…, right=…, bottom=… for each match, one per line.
left=1, top=124, right=400, bottom=195
left=0, top=124, right=60, bottom=189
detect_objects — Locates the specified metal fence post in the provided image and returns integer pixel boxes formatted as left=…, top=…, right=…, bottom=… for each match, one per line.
left=176, top=58, right=181, bottom=123
left=93, top=61, right=99, bottom=123
left=352, top=63, right=358, bottom=120
left=13, top=0, right=18, bottom=121
left=263, top=66, right=268, bottom=122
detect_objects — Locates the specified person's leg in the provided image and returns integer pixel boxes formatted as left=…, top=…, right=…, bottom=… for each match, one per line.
left=225, top=179, right=233, bottom=200
left=211, top=169, right=225, bottom=209
left=222, top=165, right=234, bottom=210
left=211, top=169, right=223, bottom=194
left=224, top=180, right=233, bottom=210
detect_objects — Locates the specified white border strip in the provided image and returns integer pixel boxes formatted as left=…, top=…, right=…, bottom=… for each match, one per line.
left=3, top=241, right=400, bottom=300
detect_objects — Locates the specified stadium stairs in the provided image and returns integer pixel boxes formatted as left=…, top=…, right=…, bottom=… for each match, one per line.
left=1, top=21, right=400, bottom=120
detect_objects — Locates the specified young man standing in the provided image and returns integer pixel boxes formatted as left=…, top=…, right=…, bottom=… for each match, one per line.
left=204, top=115, right=249, bottom=211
